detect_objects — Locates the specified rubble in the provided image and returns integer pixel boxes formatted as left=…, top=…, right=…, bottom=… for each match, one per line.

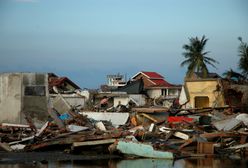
left=1, top=101, right=248, bottom=160
left=1, top=71, right=248, bottom=161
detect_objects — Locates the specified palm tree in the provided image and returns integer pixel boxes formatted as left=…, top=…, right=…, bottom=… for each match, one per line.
left=181, top=35, right=219, bottom=78
left=223, top=68, right=245, bottom=83
left=238, top=37, right=248, bottom=78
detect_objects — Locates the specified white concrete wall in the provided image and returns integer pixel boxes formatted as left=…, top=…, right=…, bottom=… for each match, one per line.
left=129, top=94, right=146, bottom=106
left=50, top=94, right=86, bottom=109
left=0, top=73, right=22, bottom=123
left=0, top=73, right=49, bottom=127
left=147, top=89, right=161, bottom=99
left=114, top=94, right=146, bottom=107
left=167, top=88, right=180, bottom=99
left=114, top=97, right=129, bottom=107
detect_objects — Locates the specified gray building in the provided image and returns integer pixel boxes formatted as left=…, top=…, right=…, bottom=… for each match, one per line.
left=0, top=73, right=49, bottom=128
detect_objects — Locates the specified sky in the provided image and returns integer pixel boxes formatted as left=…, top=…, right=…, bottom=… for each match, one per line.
left=0, top=0, right=248, bottom=89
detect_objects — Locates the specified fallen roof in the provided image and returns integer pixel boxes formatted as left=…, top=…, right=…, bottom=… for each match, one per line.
left=49, top=77, right=81, bottom=89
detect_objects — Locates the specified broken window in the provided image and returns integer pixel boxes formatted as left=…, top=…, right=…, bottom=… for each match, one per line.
left=24, top=86, right=46, bottom=96
left=168, top=89, right=177, bottom=96
left=161, top=89, right=167, bottom=96
left=195, top=96, right=209, bottom=108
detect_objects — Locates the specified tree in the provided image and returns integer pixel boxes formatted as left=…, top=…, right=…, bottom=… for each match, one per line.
left=181, top=35, right=219, bottom=78
left=223, top=68, right=245, bottom=83
left=238, top=37, right=248, bottom=78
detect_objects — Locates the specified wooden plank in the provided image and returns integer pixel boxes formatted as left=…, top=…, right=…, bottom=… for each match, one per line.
left=73, top=139, right=116, bottom=147
left=9, top=136, right=35, bottom=145
left=1, top=123, right=30, bottom=128
left=179, top=137, right=195, bottom=150
left=240, top=135, right=247, bottom=144
left=228, top=143, right=248, bottom=150
left=200, top=132, right=240, bottom=139
left=0, top=142, right=13, bottom=152
left=47, top=105, right=65, bottom=129
left=132, top=107, right=169, bottom=113
left=141, top=113, right=158, bottom=123
left=35, top=121, right=49, bottom=137
left=197, top=142, right=214, bottom=154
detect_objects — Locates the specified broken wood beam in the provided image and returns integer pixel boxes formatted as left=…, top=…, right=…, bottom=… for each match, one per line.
left=132, top=107, right=169, bottom=113
left=227, top=143, right=248, bottom=150
left=0, top=142, right=13, bottom=152
left=73, top=139, right=116, bottom=148
left=1, top=123, right=30, bottom=128
left=200, top=132, right=240, bottom=139
left=140, top=113, right=158, bottom=123
left=178, top=137, right=196, bottom=150
left=35, top=122, right=49, bottom=137
left=197, top=142, right=215, bottom=154
left=47, top=106, right=65, bottom=129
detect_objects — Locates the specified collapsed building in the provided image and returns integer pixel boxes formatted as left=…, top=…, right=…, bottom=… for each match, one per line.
left=0, top=73, right=49, bottom=128
left=179, top=72, right=248, bottom=112
left=0, top=72, right=87, bottom=128
left=1, top=71, right=248, bottom=160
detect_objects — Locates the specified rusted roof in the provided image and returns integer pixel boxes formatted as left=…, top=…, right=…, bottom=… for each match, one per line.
left=49, top=77, right=81, bottom=89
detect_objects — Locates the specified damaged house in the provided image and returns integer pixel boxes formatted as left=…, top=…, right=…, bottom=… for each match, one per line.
left=0, top=72, right=86, bottom=127
left=179, top=72, right=226, bottom=109
left=0, top=73, right=49, bottom=127
left=131, top=71, right=181, bottom=99
left=48, top=73, right=87, bottom=113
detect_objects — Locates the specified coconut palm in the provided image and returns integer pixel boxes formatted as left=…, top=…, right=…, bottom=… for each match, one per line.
left=223, top=68, right=245, bottom=83
left=181, top=35, right=219, bottom=78
left=238, top=37, right=248, bottom=78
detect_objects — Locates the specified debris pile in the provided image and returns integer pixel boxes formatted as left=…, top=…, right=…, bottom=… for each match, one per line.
left=1, top=102, right=248, bottom=160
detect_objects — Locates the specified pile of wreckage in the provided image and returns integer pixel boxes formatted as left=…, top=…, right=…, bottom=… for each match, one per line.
left=1, top=95, right=248, bottom=160
left=1, top=72, right=248, bottom=160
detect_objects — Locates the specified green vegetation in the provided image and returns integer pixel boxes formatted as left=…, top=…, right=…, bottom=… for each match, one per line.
left=238, top=37, right=248, bottom=78
left=181, top=35, right=219, bottom=78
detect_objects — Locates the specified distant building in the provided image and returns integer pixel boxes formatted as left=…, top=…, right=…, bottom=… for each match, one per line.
left=131, top=71, right=181, bottom=99
left=107, top=74, right=126, bottom=88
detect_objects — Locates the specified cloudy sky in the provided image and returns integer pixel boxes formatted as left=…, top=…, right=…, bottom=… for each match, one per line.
left=0, top=0, right=247, bottom=88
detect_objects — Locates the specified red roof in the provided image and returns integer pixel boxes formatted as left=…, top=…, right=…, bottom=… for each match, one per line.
left=49, top=77, right=67, bottom=87
left=150, top=79, right=174, bottom=87
left=142, top=71, right=164, bottom=79
left=132, top=71, right=177, bottom=88
left=49, top=77, right=81, bottom=89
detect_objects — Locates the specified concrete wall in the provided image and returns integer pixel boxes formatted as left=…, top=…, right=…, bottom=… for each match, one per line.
left=147, top=89, right=161, bottom=99
left=0, top=73, right=22, bottom=123
left=129, top=94, right=146, bottom=106
left=114, top=97, right=129, bottom=107
left=113, top=94, right=146, bottom=107
left=22, top=73, right=49, bottom=128
left=168, top=88, right=180, bottom=97
left=50, top=94, right=85, bottom=112
left=185, top=79, right=225, bottom=108
left=0, top=73, right=49, bottom=127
